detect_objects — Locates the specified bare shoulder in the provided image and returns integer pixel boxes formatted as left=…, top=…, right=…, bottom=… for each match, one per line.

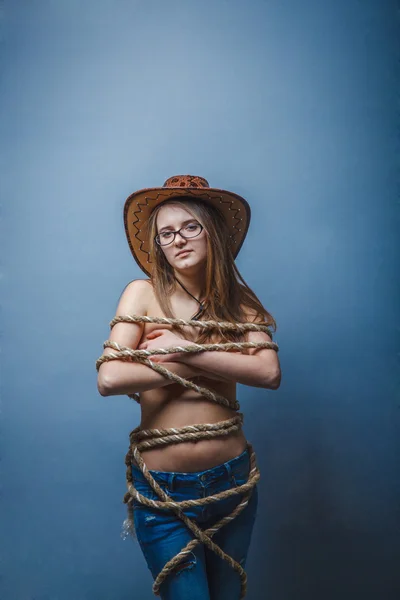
left=239, top=304, right=273, bottom=347
left=116, top=278, right=153, bottom=316
left=100, top=279, right=152, bottom=360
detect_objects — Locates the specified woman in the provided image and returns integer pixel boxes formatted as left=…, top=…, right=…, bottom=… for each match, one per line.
left=97, top=175, right=281, bottom=600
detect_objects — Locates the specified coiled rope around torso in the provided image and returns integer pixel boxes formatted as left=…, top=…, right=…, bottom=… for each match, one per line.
left=96, top=315, right=279, bottom=599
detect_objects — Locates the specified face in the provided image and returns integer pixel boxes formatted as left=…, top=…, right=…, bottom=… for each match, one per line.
left=155, top=204, right=208, bottom=274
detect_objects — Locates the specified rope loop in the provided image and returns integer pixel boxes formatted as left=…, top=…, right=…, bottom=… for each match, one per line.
left=96, top=314, right=279, bottom=599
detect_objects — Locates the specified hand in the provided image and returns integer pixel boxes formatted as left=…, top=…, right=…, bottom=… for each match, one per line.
left=138, top=329, right=192, bottom=363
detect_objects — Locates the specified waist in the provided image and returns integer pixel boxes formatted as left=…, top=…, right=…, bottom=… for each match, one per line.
left=129, top=413, right=246, bottom=471
left=131, top=446, right=250, bottom=487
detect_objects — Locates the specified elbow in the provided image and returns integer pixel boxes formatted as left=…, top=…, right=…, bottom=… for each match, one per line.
left=97, top=363, right=112, bottom=396
left=263, top=369, right=281, bottom=390
left=97, top=374, right=114, bottom=397
left=256, top=356, right=281, bottom=390
left=269, top=378, right=281, bottom=390
left=97, top=368, right=140, bottom=397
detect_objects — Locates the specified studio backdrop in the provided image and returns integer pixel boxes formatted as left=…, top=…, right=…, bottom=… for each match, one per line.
left=1, top=1, right=398, bottom=599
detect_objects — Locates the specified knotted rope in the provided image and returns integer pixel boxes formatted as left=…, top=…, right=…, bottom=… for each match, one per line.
left=96, top=315, right=279, bottom=599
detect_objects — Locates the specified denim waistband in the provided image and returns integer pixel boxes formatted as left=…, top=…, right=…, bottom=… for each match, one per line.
left=131, top=447, right=249, bottom=488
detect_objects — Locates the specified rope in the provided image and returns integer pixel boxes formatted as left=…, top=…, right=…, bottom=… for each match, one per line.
left=96, top=314, right=279, bottom=599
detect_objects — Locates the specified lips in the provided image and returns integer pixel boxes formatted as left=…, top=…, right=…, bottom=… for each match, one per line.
left=176, top=250, right=192, bottom=257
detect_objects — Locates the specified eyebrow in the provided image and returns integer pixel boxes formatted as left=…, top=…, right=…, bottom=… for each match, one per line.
left=158, top=218, right=198, bottom=233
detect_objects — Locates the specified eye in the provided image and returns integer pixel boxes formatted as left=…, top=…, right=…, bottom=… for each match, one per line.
left=185, top=224, right=200, bottom=231
left=160, top=231, right=173, bottom=239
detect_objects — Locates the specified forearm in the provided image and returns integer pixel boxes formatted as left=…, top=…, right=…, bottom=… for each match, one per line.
left=180, top=350, right=280, bottom=389
left=97, top=360, right=204, bottom=396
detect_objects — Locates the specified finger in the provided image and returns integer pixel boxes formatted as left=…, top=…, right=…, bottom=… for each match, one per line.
left=149, top=355, right=160, bottom=362
left=152, top=354, right=169, bottom=363
left=146, top=330, right=163, bottom=339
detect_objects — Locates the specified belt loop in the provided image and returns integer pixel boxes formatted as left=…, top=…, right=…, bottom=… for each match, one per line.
left=168, top=473, right=175, bottom=492
left=224, top=461, right=236, bottom=486
left=224, top=461, right=232, bottom=479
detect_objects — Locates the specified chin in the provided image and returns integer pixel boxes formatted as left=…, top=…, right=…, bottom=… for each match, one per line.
left=177, top=263, right=206, bottom=276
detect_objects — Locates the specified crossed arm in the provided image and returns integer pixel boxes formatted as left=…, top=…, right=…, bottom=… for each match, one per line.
left=97, top=280, right=281, bottom=397
left=178, top=342, right=280, bottom=389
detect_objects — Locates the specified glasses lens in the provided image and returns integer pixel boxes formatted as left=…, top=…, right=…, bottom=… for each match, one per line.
left=156, top=232, right=174, bottom=246
left=156, top=223, right=202, bottom=246
left=182, top=224, right=202, bottom=238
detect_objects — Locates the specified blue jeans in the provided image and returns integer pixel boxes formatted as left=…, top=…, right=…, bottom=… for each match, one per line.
left=131, top=447, right=259, bottom=600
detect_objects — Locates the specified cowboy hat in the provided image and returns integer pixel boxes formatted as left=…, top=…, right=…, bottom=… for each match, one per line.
left=123, top=175, right=251, bottom=276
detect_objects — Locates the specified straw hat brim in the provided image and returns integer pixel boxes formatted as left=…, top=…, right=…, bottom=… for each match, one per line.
left=123, top=186, right=251, bottom=276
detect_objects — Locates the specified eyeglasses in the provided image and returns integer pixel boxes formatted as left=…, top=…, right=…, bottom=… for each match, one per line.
left=155, top=223, right=204, bottom=246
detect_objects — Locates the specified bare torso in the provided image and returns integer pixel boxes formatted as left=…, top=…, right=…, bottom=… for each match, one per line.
left=133, top=282, right=247, bottom=472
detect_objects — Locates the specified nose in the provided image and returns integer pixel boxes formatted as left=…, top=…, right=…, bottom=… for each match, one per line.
left=174, top=231, right=187, bottom=245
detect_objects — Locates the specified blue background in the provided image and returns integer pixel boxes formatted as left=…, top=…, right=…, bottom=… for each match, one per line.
left=1, top=1, right=398, bottom=599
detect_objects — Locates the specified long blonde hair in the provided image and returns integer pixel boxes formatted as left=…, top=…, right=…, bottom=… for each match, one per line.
left=143, top=197, right=277, bottom=347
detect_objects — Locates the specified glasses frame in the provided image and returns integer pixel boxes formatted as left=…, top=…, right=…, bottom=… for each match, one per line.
left=155, top=223, right=204, bottom=246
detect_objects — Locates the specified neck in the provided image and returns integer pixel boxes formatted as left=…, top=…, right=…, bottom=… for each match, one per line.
left=173, top=270, right=206, bottom=302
